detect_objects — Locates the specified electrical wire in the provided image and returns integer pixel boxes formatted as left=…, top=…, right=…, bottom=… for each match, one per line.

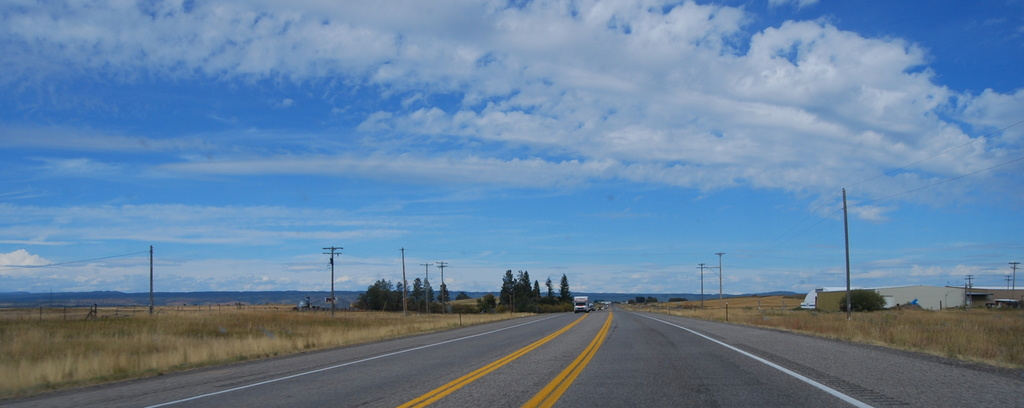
left=0, top=250, right=150, bottom=272
left=846, top=118, right=1024, bottom=190
left=854, top=154, right=1024, bottom=208
left=745, top=119, right=1024, bottom=264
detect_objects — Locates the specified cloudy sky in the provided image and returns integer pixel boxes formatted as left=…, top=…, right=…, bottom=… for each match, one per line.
left=1, top=0, right=1022, bottom=297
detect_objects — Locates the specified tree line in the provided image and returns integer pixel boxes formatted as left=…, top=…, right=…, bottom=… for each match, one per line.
left=354, top=270, right=574, bottom=313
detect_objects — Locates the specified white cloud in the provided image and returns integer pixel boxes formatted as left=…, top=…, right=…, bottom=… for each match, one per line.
left=0, top=203, right=410, bottom=247
left=957, top=88, right=1024, bottom=144
left=0, top=124, right=214, bottom=152
left=0, top=249, right=49, bottom=267
left=768, top=0, right=820, bottom=9
left=34, top=157, right=122, bottom=178
left=0, top=1, right=1021, bottom=295
left=3, top=1, right=1017, bottom=206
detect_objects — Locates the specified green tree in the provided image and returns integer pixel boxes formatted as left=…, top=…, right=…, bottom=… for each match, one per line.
left=357, top=279, right=399, bottom=311
left=558, top=274, right=572, bottom=303
left=455, top=292, right=470, bottom=300
left=839, top=289, right=887, bottom=312
left=477, top=293, right=497, bottom=313
left=515, top=270, right=536, bottom=312
left=545, top=277, right=554, bottom=300
left=436, top=283, right=446, bottom=303
left=424, top=279, right=434, bottom=312
left=500, top=270, right=515, bottom=307
left=410, top=278, right=424, bottom=312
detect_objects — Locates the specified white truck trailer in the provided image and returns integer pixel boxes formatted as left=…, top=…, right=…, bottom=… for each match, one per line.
left=573, top=296, right=589, bottom=313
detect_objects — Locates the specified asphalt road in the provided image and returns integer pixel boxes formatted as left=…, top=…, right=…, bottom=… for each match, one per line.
left=6, top=307, right=1023, bottom=407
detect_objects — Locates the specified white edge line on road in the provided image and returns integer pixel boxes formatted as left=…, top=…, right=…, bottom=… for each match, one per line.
left=637, top=313, right=875, bottom=408
left=145, top=315, right=562, bottom=408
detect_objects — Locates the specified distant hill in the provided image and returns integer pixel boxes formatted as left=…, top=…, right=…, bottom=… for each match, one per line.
left=0, top=291, right=362, bottom=308
left=0, top=290, right=799, bottom=308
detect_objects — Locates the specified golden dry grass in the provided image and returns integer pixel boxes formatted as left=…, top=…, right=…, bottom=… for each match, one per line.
left=627, top=296, right=1024, bottom=369
left=0, top=305, right=523, bottom=399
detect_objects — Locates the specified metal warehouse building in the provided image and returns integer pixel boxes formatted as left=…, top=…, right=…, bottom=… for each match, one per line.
left=813, top=285, right=966, bottom=311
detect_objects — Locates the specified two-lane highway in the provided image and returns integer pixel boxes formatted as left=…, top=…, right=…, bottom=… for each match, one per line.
left=6, top=307, right=1023, bottom=407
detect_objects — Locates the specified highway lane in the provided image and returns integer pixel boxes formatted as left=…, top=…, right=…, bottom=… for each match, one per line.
left=5, top=307, right=1023, bottom=407
left=562, top=309, right=851, bottom=407
left=615, top=309, right=1024, bottom=407
left=4, top=313, right=604, bottom=408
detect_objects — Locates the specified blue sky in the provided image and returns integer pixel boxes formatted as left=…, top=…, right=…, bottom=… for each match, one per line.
left=1, top=0, right=1022, bottom=296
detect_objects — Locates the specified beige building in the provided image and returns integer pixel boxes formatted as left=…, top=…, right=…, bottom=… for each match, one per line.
left=963, top=287, right=1023, bottom=307
left=813, top=285, right=966, bottom=311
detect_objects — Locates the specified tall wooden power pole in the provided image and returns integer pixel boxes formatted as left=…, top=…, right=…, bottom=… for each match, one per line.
left=1011, top=262, right=1020, bottom=303
left=420, top=263, right=431, bottom=314
left=323, top=246, right=342, bottom=317
left=436, top=261, right=448, bottom=313
left=698, top=263, right=706, bottom=309
left=843, top=188, right=852, bottom=320
left=149, top=245, right=154, bottom=315
left=401, top=248, right=408, bottom=316
left=715, top=252, right=725, bottom=304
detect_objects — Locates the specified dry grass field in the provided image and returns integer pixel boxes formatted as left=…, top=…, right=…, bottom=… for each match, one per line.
left=0, top=305, right=522, bottom=399
left=627, top=295, right=1024, bottom=369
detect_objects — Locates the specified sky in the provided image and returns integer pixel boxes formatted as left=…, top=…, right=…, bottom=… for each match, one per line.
left=1, top=0, right=1022, bottom=297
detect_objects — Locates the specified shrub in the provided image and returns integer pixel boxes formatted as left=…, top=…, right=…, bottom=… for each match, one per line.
left=537, top=303, right=572, bottom=313
left=476, top=294, right=497, bottom=313
left=451, top=303, right=478, bottom=314
left=839, top=289, right=887, bottom=312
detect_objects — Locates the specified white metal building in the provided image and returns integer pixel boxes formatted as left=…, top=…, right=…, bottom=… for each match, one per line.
left=804, top=285, right=967, bottom=311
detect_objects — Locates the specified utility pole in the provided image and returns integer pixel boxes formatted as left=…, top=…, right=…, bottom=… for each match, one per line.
left=420, top=263, right=431, bottom=314
left=1011, top=262, right=1019, bottom=303
left=149, top=245, right=154, bottom=315
left=323, top=246, right=342, bottom=317
left=698, top=263, right=706, bottom=309
left=436, top=261, right=448, bottom=314
left=715, top=252, right=725, bottom=304
left=965, top=274, right=974, bottom=309
left=842, top=188, right=852, bottom=320
left=401, top=248, right=408, bottom=316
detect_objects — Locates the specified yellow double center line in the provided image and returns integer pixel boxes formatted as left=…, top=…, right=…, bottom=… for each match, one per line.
left=522, top=311, right=613, bottom=408
left=398, top=311, right=613, bottom=408
left=398, top=313, right=588, bottom=408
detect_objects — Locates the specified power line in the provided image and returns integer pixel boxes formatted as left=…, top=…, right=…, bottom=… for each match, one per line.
left=0, top=250, right=150, bottom=272
left=748, top=120, right=1024, bottom=260
left=847, top=118, right=1024, bottom=190
left=854, top=154, right=1024, bottom=208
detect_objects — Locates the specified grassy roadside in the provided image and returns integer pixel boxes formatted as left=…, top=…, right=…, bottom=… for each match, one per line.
left=0, top=305, right=525, bottom=399
left=624, top=295, right=1024, bottom=369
